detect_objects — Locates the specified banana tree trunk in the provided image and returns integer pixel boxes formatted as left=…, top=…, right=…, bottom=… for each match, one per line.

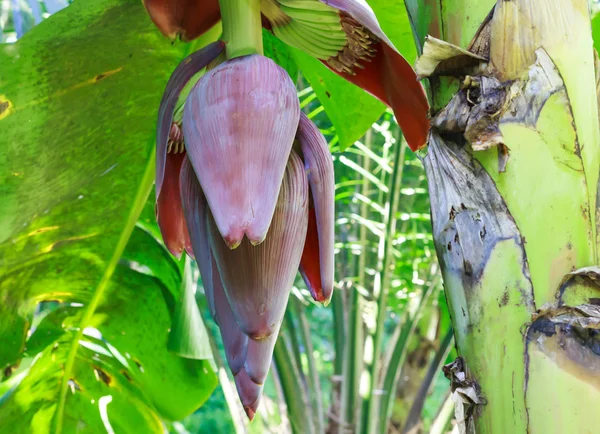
left=416, top=0, right=600, bottom=432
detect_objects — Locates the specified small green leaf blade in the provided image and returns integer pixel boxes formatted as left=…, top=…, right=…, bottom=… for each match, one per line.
left=168, top=258, right=213, bottom=360
left=0, top=0, right=217, bottom=429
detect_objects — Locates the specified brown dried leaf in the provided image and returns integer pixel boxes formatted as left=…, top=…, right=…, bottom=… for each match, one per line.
left=415, top=36, right=487, bottom=79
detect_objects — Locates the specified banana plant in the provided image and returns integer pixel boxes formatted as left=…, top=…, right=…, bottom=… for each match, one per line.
left=143, top=0, right=434, bottom=419
left=257, top=0, right=600, bottom=430
left=143, top=0, right=429, bottom=150
left=0, top=0, right=434, bottom=430
left=0, top=1, right=224, bottom=431
left=412, top=0, right=600, bottom=432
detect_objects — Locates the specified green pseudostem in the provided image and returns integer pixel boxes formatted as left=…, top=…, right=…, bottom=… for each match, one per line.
left=218, top=0, right=264, bottom=58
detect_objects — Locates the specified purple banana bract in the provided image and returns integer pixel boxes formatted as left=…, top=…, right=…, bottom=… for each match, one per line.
left=156, top=44, right=335, bottom=418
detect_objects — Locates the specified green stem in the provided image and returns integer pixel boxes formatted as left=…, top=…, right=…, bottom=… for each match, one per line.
left=273, top=335, right=314, bottom=434
left=402, top=327, right=454, bottom=434
left=340, top=286, right=363, bottom=433
left=294, top=300, right=325, bottom=433
left=284, top=308, right=306, bottom=387
left=361, top=131, right=406, bottom=434
left=218, top=0, right=263, bottom=58
left=358, top=130, right=373, bottom=293
left=340, top=136, right=372, bottom=432
left=377, top=277, right=440, bottom=433
left=331, top=289, right=345, bottom=376
left=332, top=217, right=349, bottom=429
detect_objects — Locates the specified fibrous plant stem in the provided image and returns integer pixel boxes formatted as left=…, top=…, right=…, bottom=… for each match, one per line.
left=218, top=0, right=263, bottom=58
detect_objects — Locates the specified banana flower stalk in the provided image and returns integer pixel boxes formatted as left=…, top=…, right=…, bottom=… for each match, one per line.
left=143, top=0, right=430, bottom=150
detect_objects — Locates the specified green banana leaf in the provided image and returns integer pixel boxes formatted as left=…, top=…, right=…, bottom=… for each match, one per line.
left=592, top=10, right=600, bottom=52
left=0, top=0, right=419, bottom=430
left=369, top=0, right=419, bottom=64
left=0, top=0, right=217, bottom=431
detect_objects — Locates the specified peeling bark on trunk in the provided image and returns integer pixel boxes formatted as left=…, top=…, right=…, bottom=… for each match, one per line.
left=417, top=0, right=600, bottom=431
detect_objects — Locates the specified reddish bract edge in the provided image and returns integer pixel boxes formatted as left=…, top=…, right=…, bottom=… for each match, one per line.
left=156, top=152, right=192, bottom=258
left=143, top=0, right=220, bottom=41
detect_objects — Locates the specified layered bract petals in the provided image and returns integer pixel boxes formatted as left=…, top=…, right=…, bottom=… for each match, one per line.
left=156, top=41, right=225, bottom=202
left=184, top=54, right=300, bottom=248
left=234, top=368, right=263, bottom=421
left=208, top=151, right=309, bottom=339
left=179, top=156, right=216, bottom=319
left=181, top=157, right=252, bottom=377
left=244, top=326, right=279, bottom=385
left=296, top=112, right=335, bottom=303
left=213, top=260, right=249, bottom=375
left=157, top=152, right=192, bottom=258
left=143, top=0, right=220, bottom=41
left=319, top=0, right=429, bottom=150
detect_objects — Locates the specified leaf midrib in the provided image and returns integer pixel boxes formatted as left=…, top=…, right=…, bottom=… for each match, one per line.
left=53, top=151, right=156, bottom=434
